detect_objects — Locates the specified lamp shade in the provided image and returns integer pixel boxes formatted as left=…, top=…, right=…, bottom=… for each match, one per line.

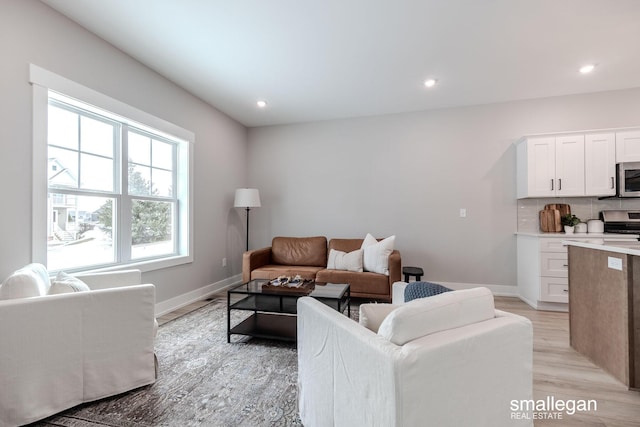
left=234, top=188, right=261, bottom=208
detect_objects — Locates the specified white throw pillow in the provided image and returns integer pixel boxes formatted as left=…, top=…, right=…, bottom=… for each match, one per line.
left=48, top=271, right=91, bottom=294
left=327, top=248, right=363, bottom=272
left=0, top=263, right=50, bottom=300
left=378, top=287, right=495, bottom=346
left=360, top=233, right=395, bottom=275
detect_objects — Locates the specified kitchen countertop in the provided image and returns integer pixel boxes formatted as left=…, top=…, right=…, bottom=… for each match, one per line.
left=563, top=239, right=640, bottom=256
left=515, top=232, right=639, bottom=239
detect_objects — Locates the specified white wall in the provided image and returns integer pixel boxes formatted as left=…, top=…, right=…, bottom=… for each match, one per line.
left=0, top=0, right=248, bottom=304
left=248, top=88, right=640, bottom=290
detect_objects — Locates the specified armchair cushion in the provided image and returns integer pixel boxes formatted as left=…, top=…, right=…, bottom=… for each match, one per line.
left=359, top=303, right=400, bottom=333
left=378, top=287, right=495, bottom=345
left=49, top=272, right=91, bottom=294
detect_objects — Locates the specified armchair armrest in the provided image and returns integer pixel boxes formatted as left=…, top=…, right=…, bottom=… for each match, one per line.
left=242, top=247, right=272, bottom=283
left=392, top=281, right=409, bottom=304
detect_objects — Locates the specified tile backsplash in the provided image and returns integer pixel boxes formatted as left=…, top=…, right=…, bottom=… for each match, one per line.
left=517, top=197, right=640, bottom=232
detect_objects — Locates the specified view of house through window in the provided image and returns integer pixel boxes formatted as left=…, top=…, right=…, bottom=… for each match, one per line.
left=47, top=93, right=180, bottom=271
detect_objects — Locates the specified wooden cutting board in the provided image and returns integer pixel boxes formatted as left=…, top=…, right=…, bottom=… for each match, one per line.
left=544, top=204, right=571, bottom=217
left=540, top=209, right=561, bottom=232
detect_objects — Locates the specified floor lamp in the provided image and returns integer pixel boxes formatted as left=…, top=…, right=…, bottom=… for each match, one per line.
left=234, top=188, right=261, bottom=251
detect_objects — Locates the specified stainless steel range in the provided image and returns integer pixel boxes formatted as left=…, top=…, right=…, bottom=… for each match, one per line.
left=601, top=210, right=640, bottom=235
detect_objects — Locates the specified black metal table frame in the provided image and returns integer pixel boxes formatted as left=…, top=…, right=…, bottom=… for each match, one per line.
left=227, top=281, right=351, bottom=343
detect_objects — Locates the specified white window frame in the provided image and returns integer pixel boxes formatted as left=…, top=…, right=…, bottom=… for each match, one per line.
left=30, top=64, right=194, bottom=273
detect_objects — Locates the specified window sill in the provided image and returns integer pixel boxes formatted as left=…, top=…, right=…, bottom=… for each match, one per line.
left=76, top=254, right=193, bottom=275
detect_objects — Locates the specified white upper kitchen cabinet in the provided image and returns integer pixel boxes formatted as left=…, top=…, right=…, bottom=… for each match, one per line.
left=554, top=135, right=585, bottom=196
left=585, top=132, right=616, bottom=196
left=616, top=130, right=640, bottom=163
left=516, top=135, right=585, bottom=198
left=517, top=136, right=555, bottom=198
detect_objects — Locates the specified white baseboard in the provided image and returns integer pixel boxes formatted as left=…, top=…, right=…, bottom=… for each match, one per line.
left=155, top=274, right=242, bottom=316
left=436, top=281, right=520, bottom=297
left=517, top=294, right=569, bottom=312
left=439, top=282, right=568, bottom=311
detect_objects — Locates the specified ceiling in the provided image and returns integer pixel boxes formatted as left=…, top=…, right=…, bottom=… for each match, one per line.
left=41, top=0, right=640, bottom=128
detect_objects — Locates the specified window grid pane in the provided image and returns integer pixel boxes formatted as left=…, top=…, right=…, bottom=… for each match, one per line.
left=47, top=193, right=116, bottom=271
left=47, top=105, right=78, bottom=150
left=131, top=199, right=175, bottom=260
left=80, top=153, right=113, bottom=192
left=80, top=115, right=114, bottom=157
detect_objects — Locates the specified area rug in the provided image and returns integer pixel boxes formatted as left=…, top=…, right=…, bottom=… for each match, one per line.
left=33, top=296, right=356, bottom=427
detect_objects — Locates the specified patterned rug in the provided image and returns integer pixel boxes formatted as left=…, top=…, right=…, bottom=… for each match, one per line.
left=33, top=296, right=361, bottom=427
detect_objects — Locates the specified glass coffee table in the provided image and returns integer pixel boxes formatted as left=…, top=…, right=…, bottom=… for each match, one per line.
left=227, top=279, right=350, bottom=343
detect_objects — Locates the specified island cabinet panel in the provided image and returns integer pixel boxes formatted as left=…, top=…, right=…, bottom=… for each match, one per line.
left=568, top=245, right=639, bottom=389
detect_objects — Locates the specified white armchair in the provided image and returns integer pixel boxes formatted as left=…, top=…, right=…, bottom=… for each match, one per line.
left=297, top=287, right=533, bottom=427
left=0, top=265, right=157, bottom=427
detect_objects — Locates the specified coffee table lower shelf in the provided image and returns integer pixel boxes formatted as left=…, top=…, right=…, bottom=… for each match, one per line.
left=228, top=312, right=296, bottom=342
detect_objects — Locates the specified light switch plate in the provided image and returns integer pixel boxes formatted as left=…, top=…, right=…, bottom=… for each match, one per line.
left=608, top=256, right=623, bottom=271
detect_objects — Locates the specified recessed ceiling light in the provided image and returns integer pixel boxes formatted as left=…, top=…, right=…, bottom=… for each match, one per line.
left=579, top=64, right=595, bottom=74
left=424, top=79, right=437, bottom=88
left=256, top=100, right=267, bottom=108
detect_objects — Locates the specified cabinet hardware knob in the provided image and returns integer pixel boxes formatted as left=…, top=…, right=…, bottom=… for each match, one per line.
left=611, top=177, right=615, bottom=189
left=559, top=178, right=562, bottom=191
left=563, top=264, right=568, bottom=267
left=563, top=289, right=568, bottom=292
left=551, top=179, right=554, bottom=191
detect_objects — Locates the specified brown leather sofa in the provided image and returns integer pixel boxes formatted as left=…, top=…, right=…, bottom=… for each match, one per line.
left=242, top=236, right=401, bottom=301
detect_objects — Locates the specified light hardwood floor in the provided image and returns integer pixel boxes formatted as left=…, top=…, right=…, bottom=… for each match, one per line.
left=158, top=295, right=640, bottom=426
left=494, top=296, right=640, bottom=427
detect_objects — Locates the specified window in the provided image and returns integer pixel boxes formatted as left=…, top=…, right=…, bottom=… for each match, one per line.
left=31, top=65, right=193, bottom=273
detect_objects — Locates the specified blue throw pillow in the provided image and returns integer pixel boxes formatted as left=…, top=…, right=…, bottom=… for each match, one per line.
left=404, top=281, right=452, bottom=302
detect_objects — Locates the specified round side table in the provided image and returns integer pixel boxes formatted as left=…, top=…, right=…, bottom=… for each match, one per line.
left=402, top=266, right=424, bottom=282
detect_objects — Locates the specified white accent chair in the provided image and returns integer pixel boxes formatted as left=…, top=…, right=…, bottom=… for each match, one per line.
left=0, top=265, right=157, bottom=427
left=297, top=287, right=533, bottom=427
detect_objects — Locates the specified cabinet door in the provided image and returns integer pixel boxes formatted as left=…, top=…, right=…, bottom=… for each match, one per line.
left=555, top=135, right=585, bottom=196
left=615, top=130, right=640, bottom=163
left=526, top=136, right=556, bottom=197
left=585, top=133, right=616, bottom=196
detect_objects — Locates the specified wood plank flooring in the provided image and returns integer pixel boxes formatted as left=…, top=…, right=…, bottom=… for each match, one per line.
left=494, top=296, right=640, bottom=427
left=158, top=295, right=640, bottom=426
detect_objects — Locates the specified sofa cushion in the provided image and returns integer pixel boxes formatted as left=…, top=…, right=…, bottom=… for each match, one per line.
left=361, top=234, right=395, bottom=275
left=378, top=287, right=495, bottom=345
left=251, top=265, right=324, bottom=281
left=359, top=303, right=400, bottom=333
left=327, top=249, right=363, bottom=272
left=271, top=236, right=327, bottom=267
left=328, top=238, right=366, bottom=253
left=0, top=263, right=50, bottom=300
left=49, top=272, right=91, bottom=294
left=315, top=269, right=390, bottom=295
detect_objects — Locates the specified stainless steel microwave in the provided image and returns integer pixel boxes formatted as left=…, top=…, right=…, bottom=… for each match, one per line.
left=617, top=162, right=640, bottom=197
